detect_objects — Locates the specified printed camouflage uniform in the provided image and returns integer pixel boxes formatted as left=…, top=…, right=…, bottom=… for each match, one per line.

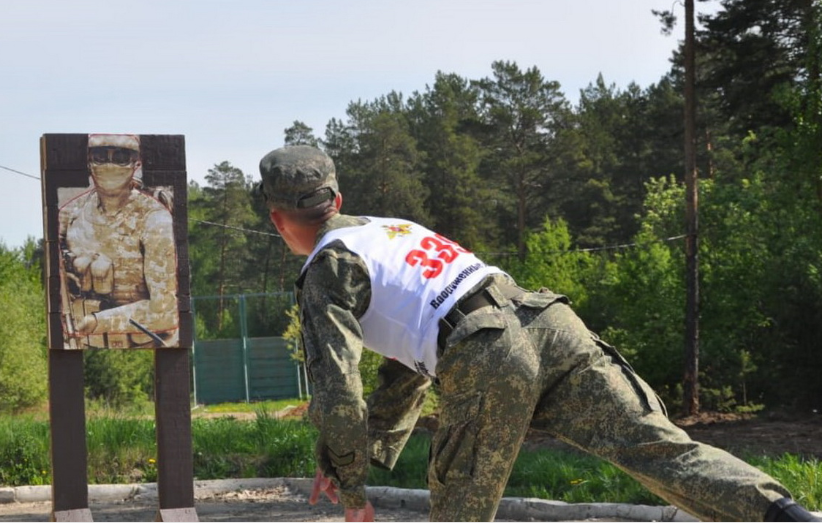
left=298, top=213, right=799, bottom=522
left=59, top=188, right=178, bottom=348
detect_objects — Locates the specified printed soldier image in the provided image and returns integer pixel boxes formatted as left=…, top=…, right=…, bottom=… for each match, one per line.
left=57, top=133, right=179, bottom=349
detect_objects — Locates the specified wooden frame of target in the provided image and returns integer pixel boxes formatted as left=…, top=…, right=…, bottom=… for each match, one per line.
left=41, top=133, right=196, bottom=522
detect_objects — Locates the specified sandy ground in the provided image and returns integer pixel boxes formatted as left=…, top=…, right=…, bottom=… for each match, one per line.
left=0, top=485, right=428, bottom=522
left=0, top=481, right=659, bottom=522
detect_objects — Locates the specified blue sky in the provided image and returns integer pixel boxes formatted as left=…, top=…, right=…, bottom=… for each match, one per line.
left=0, top=0, right=715, bottom=249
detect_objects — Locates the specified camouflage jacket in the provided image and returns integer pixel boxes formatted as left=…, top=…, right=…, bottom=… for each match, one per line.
left=295, top=214, right=431, bottom=509
left=59, top=188, right=178, bottom=347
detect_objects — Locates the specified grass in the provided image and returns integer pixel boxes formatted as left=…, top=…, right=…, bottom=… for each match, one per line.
left=191, top=408, right=315, bottom=479
left=370, top=436, right=822, bottom=508
left=749, top=453, right=822, bottom=510
left=1, top=404, right=819, bottom=511
left=194, top=398, right=304, bottom=415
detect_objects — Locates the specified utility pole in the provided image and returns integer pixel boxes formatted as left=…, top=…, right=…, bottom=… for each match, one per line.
left=682, top=0, right=700, bottom=416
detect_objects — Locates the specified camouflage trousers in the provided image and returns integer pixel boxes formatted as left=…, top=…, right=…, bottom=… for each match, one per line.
left=429, top=285, right=791, bottom=522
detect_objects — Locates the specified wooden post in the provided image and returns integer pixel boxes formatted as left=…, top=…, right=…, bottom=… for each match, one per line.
left=154, top=348, right=197, bottom=522
left=41, top=134, right=93, bottom=522
left=142, top=134, right=198, bottom=522
left=48, top=351, right=92, bottom=522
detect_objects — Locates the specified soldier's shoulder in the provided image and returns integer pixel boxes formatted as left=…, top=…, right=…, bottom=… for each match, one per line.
left=130, top=189, right=173, bottom=215
left=58, top=190, right=94, bottom=222
left=59, top=189, right=95, bottom=210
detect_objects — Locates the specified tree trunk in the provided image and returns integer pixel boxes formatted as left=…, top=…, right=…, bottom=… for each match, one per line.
left=683, top=0, right=701, bottom=416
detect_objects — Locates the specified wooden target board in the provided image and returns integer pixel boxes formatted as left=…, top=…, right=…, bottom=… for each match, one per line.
left=40, top=133, right=197, bottom=521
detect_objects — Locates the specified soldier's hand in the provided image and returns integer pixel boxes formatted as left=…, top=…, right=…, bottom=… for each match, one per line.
left=309, top=467, right=373, bottom=521
left=345, top=502, right=375, bottom=522
left=76, top=314, right=98, bottom=335
left=89, top=253, right=113, bottom=295
left=70, top=254, right=93, bottom=292
left=308, top=468, right=339, bottom=505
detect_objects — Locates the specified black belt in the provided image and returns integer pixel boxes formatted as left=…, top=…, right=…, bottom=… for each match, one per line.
left=437, top=282, right=524, bottom=348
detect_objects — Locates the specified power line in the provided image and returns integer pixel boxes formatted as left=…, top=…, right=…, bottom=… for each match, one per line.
left=571, top=234, right=688, bottom=253
left=0, top=163, right=282, bottom=239
left=0, top=164, right=40, bottom=180
left=192, top=219, right=281, bottom=238
left=477, top=234, right=687, bottom=258
left=0, top=162, right=686, bottom=252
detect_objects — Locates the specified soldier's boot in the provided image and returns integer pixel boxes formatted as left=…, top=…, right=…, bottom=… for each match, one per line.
left=765, top=498, right=822, bottom=522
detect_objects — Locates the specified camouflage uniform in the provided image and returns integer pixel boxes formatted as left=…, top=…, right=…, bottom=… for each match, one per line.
left=59, top=187, right=178, bottom=348
left=298, top=213, right=797, bottom=522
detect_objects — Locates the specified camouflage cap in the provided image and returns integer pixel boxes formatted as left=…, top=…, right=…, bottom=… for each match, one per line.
left=258, top=145, right=338, bottom=209
left=88, top=133, right=140, bottom=151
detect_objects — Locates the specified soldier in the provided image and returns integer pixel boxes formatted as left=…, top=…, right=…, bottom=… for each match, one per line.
left=58, top=133, right=179, bottom=349
left=256, top=144, right=819, bottom=522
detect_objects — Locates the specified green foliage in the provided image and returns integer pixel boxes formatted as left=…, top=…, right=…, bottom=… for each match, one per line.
left=358, top=350, right=383, bottom=397
left=509, top=216, right=595, bottom=308
left=0, top=244, right=47, bottom=413
left=86, top=397, right=155, bottom=418
left=191, top=410, right=316, bottom=479
left=253, top=408, right=317, bottom=478
left=85, top=415, right=158, bottom=484
left=200, top=398, right=304, bottom=414
left=554, top=176, right=685, bottom=402
left=193, top=292, right=295, bottom=342
left=83, top=350, right=154, bottom=409
left=594, top=240, right=684, bottom=401
left=367, top=434, right=430, bottom=488
left=472, top=60, right=568, bottom=258
left=507, top=450, right=662, bottom=505
left=325, top=94, right=430, bottom=224
left=697, top=0, right=812, bottom=137
left=193, top=296, right=241, bottom=340
left=409, top=72, right=492, bottom=248
left=189, top=161, right=261, bottom=303
left=284, top=120, right=319, bottom=147
left=0, top=416, right=50, bottom=486
left=281, top=303, right=381, bottom=394
left=751, top=454, right=822, bottom=511
left=695, top=174, right=776, bottom=406
left=282, top=303, right=302, bottom=362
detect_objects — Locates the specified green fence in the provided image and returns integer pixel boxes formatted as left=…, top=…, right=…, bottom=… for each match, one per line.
left=192, top=292, right=309, bottom=405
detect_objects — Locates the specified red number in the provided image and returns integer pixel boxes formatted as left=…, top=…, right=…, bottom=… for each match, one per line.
left=405, top=233, right=471, bottom=279
left=434, top=233, right=471, bottom=254
left=420, top=236, right=458, bottom=263
left=405, top=249, right=444, bottom=278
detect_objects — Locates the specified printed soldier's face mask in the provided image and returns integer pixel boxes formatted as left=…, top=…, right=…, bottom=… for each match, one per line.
left=89, top=147, right=140, bottom=193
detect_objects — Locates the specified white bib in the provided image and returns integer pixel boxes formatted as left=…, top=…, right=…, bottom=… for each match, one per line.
left=302, top=217, right=503, bottom=378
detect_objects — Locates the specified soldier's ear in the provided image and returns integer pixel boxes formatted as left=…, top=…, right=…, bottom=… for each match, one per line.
left=334, top=192, right=343, bottom=210
left=132, top=161, right=143, bottom=187
left=269, top=209, right=285, bottom=230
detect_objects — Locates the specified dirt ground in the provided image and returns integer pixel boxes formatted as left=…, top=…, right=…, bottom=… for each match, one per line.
left=518, top=409, right=822, bottom=460
left=1, top=409, right=819, bottom=522
left=0, top=485, right=428, bottom=522
left=671, top=410, right=822, bottom=459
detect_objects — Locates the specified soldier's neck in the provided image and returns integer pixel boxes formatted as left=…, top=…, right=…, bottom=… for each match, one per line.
left=96, top=190, right=131, bottom=215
